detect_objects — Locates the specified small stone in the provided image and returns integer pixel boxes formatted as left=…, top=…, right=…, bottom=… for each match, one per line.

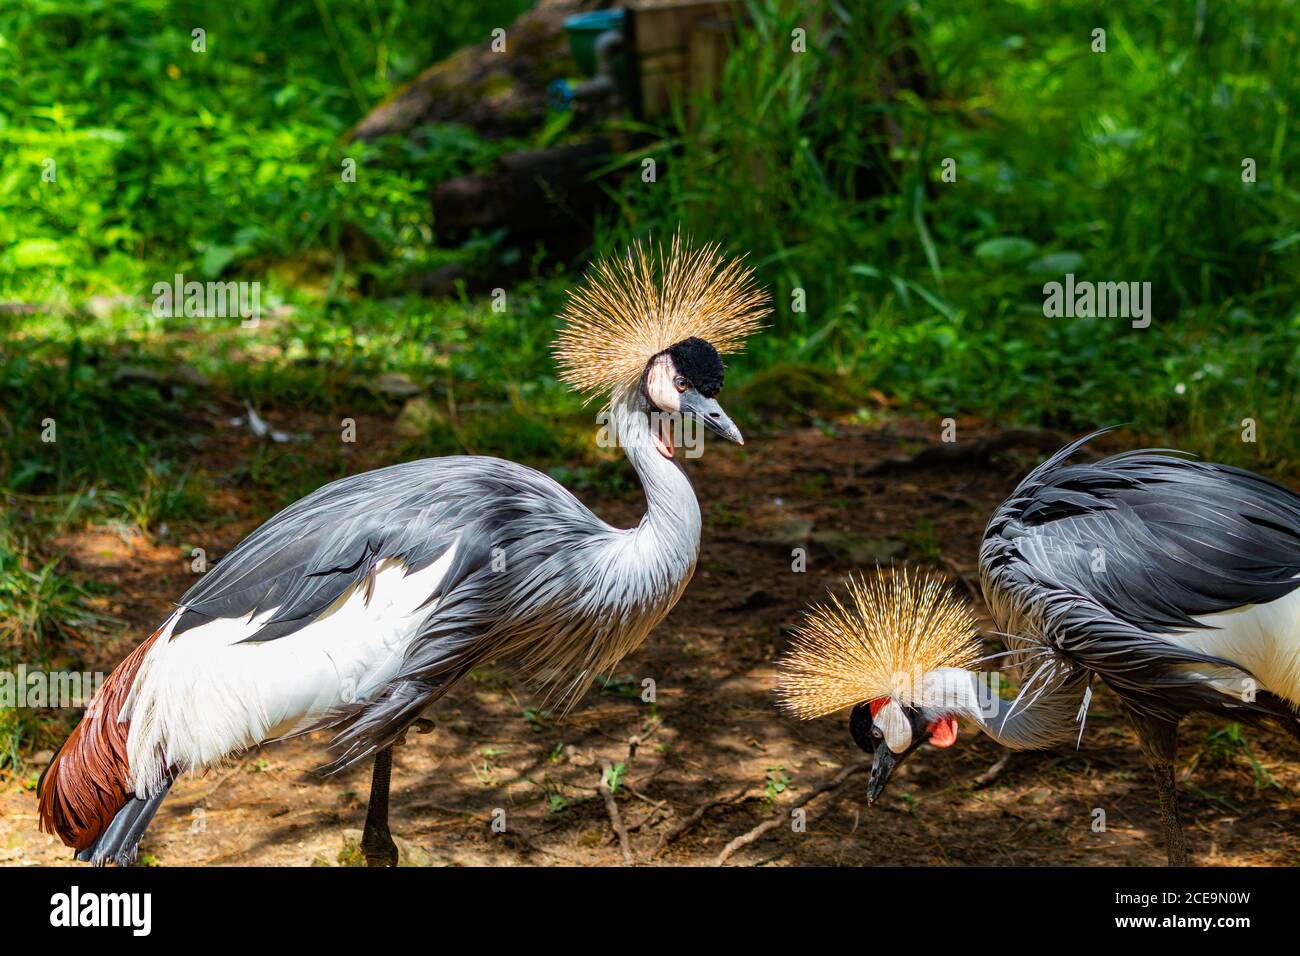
left=395, top=837, right=438, bottom=867
left=373, top=372, right=422, bottom=398
left=395, top=397, right=439, bottom=439
left=761, top=518, right=814, bottom=547
left=810, top=530, right=904, bottom=564
left=565, top=745, right=596, bottom=767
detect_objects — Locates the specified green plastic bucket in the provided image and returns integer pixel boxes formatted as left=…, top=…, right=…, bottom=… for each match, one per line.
left=564, top=9, right=626, bottom=78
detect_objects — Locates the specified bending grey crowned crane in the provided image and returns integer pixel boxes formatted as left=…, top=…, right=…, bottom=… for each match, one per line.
left=38, top=235, right=769, bottom=866
left=777, top=430, right=1300, bottom=866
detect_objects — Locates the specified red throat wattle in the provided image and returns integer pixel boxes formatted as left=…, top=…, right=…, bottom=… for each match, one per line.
left=653, top=416, right=674, bottom=459
left=926, top=715, right=960, bottom=748
left=869, top=699, right=959, bottom=748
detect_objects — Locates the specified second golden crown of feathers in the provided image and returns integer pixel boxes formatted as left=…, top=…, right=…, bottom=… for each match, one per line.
left=775, top=568, right=980, bottom=719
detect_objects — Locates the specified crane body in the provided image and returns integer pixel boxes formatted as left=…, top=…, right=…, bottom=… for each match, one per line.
left=39, top=236, right=768, bottom=866
left=779, top=431, right=1300, bottom=865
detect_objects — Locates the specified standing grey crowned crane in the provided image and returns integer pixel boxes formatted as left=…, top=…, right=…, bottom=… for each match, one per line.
left=777, top=430, right=1300, bottom=866
left=38, top=235, right=770, bottom=866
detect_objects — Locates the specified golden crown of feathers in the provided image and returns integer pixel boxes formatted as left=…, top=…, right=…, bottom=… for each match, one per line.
left=775, top=568, right=980, bottom=719
left=552, top=233, right=770, bottom=400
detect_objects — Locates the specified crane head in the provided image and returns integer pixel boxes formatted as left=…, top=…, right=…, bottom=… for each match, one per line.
left=775, top=568, right=980, bottom=805
left=849, top=697, right=961, bottom=803
left=640, top=336, right=743, bottom=457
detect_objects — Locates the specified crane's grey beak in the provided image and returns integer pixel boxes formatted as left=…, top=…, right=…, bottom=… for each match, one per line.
left=849, top=701, right=914, bottom=806
left=866, top=740, right=898, bottom=805
left=680, top=391, right=743, bottom=445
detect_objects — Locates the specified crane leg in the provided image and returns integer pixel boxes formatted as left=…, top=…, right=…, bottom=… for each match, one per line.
left=361, top=746, right=399, bottom=867
left=1127, top=709, right=1189, bottom=866
left=1148, top=755, right=1189, bottom=867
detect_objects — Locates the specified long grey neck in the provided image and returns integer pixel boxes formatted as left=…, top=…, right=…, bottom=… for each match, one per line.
left=922, top=667, right=1087, bottom=751
left=608, top=387, right=701, bottom=577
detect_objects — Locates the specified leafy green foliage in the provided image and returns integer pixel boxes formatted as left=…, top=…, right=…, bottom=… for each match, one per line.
left=0, top=0, right=532, bottom=301
left=763, top=765, right=793, bottom=803
left=607, top=0, right=1300, bottom=468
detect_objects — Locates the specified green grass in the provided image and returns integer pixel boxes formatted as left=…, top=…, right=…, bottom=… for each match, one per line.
left=0, top=282, right=615, bottom=769
left=0, top=506, right=118, bottom=767
left=601, top=0, right=1300, bottom=469
left=0, top=0, right=552, bottom=769
left=1197, top=721, right=1284, bottom=792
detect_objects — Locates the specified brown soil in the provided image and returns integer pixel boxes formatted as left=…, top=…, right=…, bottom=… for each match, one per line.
left=4, top=413, right=1299, bottom=867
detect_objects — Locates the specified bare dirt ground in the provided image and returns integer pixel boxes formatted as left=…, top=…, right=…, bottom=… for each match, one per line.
left=4, top=413, right=1300, bottom=867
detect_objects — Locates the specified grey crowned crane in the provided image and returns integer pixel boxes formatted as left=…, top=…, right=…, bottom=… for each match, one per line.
left=38, top=235, right=769, bottom=866
left=777, top=430, right=1300, bottom=866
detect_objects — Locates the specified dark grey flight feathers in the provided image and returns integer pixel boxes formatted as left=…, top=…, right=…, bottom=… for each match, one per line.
left=982, top=427, right=1300, bottom=728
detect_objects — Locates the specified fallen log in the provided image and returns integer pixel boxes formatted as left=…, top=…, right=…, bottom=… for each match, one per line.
left=861, top=428, right=1071, bottom=476
left=432, top=136, right=622, bottom=242
left=347, top=0, right=601, bottom=142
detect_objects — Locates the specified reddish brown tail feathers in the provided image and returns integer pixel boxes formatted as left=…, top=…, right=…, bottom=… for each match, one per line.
left=37, top=630, right=161, bottom=851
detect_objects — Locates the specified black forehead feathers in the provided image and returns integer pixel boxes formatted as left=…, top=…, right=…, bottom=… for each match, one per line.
left=666, top=337, right=725, bottom=397
left=849, top=702, right=875, bottom=752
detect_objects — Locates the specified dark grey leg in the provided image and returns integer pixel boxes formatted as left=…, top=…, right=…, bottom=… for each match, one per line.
left=1147, top=752, right=1189, bottom=867
left=361, top=746, right=399, bottom=867
left=1127, top=708, right=1189, bottom=867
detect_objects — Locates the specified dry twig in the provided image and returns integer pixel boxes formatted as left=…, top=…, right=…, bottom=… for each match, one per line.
left=599, top=761, right=634, bottom=865
left=716, top=760, right=871, bottom=865
left=972, top=751, right=1012, bottom=788
left=650, top=787, right=749, bottom=859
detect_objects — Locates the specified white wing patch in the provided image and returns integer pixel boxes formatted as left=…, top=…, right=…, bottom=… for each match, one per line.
left=124, top=548, right=457, bottom=796
left=1164, top=584, right=1300, bottom=708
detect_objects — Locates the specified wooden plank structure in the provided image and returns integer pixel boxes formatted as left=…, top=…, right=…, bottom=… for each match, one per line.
left=626, top=0, right=741, bottom=120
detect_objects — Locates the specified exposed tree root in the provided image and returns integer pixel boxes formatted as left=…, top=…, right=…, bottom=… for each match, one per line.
left=649, top=787, right=749, bottom=860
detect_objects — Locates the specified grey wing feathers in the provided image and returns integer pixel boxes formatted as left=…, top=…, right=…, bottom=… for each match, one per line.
left=171, top=455, right=620, bottom=771
left=982, top=429, right=1300, bottom=723
left=987, top=430, right=1300, bottom=633
left=174, top=456, right=591, bottom=642
left=320, top=491, right=622, bottom=770
left=76, top=782, right=173, bottom=867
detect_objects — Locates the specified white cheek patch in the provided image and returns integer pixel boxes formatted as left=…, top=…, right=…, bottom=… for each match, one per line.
left=644, top=356, right=681, bottom=412
left=876, top=699, right=913, bottom=753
